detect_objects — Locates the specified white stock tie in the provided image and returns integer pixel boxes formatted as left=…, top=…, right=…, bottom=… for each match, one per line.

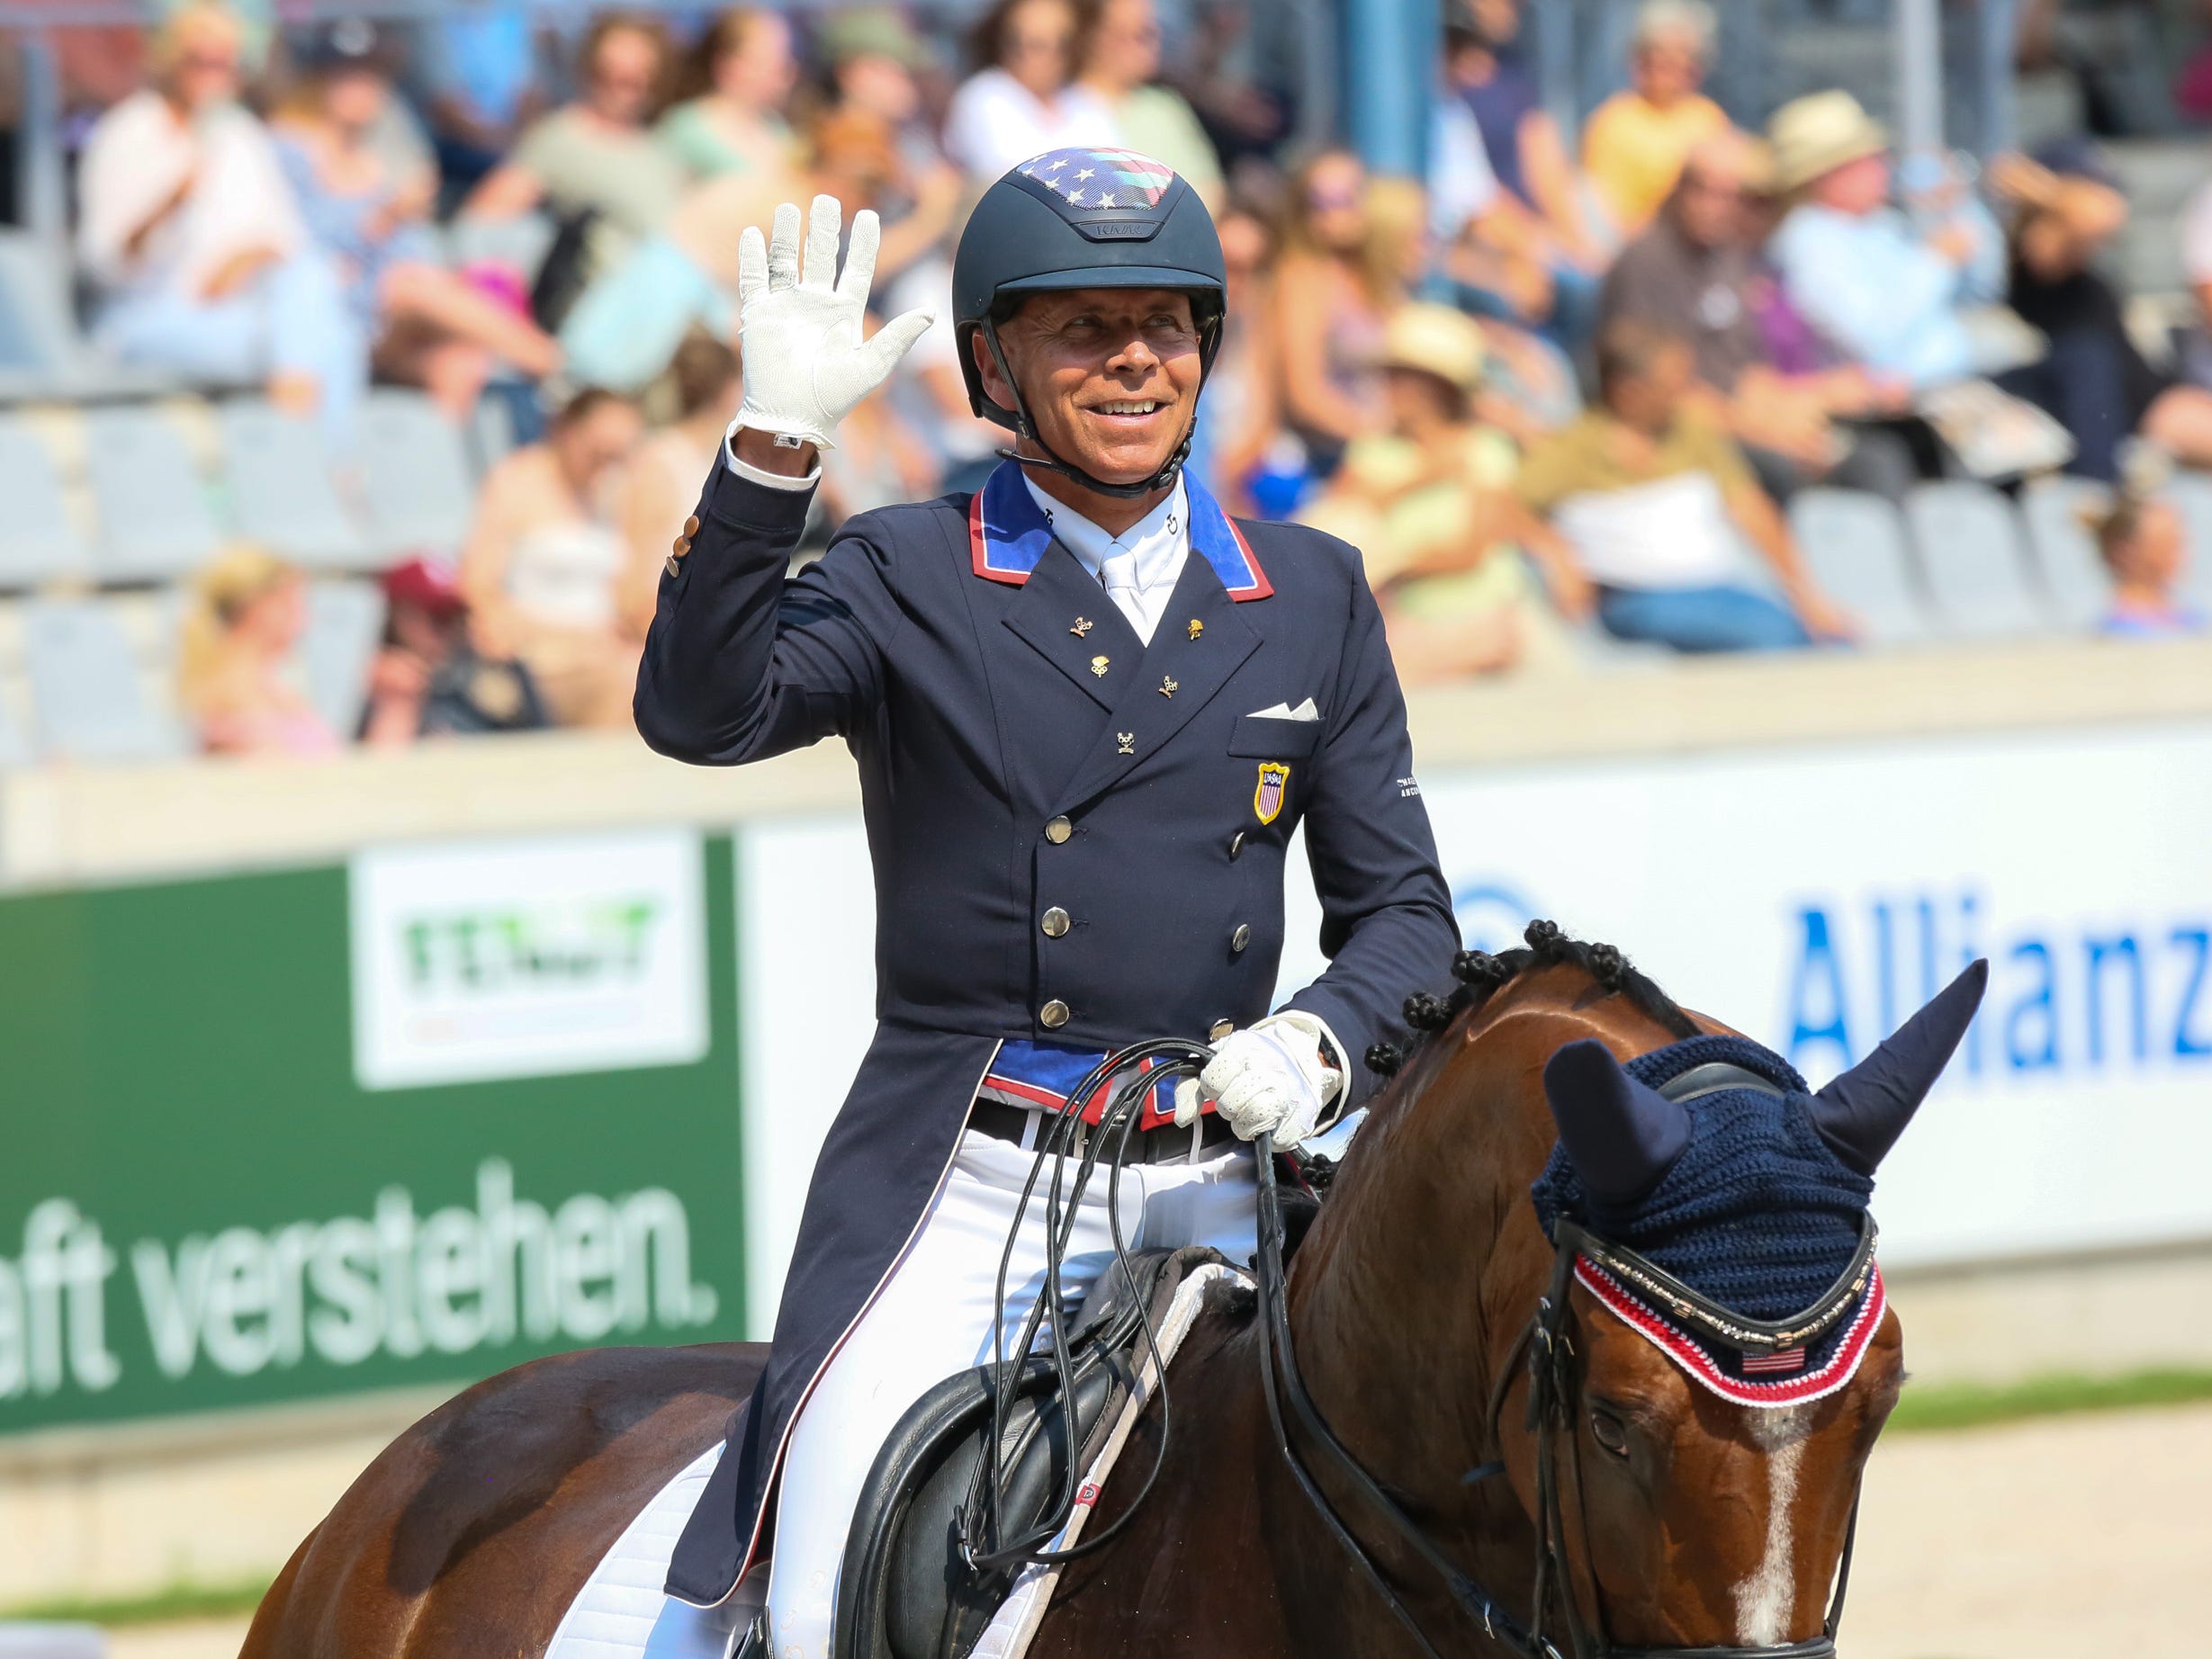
left=1099, top=551, right=1146, bottom=638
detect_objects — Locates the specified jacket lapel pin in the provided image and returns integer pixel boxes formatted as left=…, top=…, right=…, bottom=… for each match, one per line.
left=1159, top=675, right=1177, bottom=698
left=1187, top=618, right=1203, bottom=641
left=1091, top=654, right=1110, bottom=677
left=1117, top=731, right=1135, bottom=754
left=1072, top=616, right=1093, bottom=637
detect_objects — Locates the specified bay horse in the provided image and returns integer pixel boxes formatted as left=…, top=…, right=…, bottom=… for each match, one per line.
left=241, top=928, right=1981, bottom=1658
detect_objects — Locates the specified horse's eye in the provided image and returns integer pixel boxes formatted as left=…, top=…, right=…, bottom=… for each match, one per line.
left=1588, top=1410, right=1632, bottom=1458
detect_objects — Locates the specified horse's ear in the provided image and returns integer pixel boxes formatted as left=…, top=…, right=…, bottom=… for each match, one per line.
left=1807, top=959, right=1989, bottom=1175
left=1542, top=1039, right=1693, bottom=1208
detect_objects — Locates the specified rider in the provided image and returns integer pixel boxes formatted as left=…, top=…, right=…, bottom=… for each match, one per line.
left=636, top=148, right=1459, bottom=1654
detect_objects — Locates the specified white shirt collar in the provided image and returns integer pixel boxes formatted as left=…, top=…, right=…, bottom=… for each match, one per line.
left=1021, top=473, right=1189, bottom=596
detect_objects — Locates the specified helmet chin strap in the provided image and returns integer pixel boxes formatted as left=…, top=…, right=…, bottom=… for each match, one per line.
left=982, top=319, right=1197, bottom=501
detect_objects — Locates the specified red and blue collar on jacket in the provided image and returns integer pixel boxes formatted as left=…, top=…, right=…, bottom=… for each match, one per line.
left=967, top=459, right=1272, bottom=600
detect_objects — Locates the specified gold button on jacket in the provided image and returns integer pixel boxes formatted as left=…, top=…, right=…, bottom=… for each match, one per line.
left=1044, top=816, right=1073, bottom=844
left=1040, top=907, right=1071, bottom=937
left=1040, top=999, right=1072, bottom=1028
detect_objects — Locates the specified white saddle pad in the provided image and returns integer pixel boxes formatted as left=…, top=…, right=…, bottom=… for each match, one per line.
left=544, top=1442, right=749, bottom=1659
left=546, top=1263, right=1246, bottom=1659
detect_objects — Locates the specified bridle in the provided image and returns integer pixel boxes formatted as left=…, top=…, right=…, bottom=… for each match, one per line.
left=1249, top=1056, right=1873, bottom=1659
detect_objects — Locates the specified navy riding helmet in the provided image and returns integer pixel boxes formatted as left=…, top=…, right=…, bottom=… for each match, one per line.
left=952, top=147, right=1227, bottom=498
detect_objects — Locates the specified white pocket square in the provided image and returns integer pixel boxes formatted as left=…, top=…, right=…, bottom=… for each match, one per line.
left=1246, top=698, right=1320, bottom=722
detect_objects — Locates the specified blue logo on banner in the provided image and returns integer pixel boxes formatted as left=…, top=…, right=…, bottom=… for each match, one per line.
left=1785, top=890, right=2212, bottom=1081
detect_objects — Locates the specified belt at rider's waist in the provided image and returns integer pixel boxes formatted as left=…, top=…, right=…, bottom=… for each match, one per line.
left=967, top=1099, right=1240, bottom=1165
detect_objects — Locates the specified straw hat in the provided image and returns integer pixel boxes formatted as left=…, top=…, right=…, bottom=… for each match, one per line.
left=1378, top=304, right=1488, bottom=396
left=1767, top=91, right=1889, bottom=193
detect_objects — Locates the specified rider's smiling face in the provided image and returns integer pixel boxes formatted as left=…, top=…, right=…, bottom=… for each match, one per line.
left=979, top=287, right=1203, bottom=493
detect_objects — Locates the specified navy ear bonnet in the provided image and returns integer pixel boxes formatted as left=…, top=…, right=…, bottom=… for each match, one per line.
left=1533, top=1034, right=1874, bottom=1376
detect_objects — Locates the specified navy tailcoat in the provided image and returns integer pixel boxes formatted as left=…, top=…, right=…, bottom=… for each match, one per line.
left=636, top=458, right=1458, bottom=1604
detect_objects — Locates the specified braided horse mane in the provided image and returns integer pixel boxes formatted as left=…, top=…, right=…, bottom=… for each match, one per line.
left=1365, top=919, right=1701, bottom=1081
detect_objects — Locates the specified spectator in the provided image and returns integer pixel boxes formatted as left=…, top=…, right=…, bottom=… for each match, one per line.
left=77, top=1, right=367, bottom=449
left=463, top=13, right=687, bottom=276
left=1190, top=200, right=1282, bottom=512
left=557, top=166, right=781, bottom=393
left=886, top=194, right=1011, bottom=498
left=621, top=334, right=740, bottom=623
left=459, top=387, right=649, bottom=729
left=414, top=2, right=546, bottom=194
left=1991, top=149, right=2212, bottom=481
left=1075, top=0, right=1223, bottom=204
left=817, top=8, right=958, bottom=227
left=941, top=0, right=1118, bottom=183
left=273, top=21, right=561, bottom=419
left=1517, top=321, right=1851, bottom=653
left=1442, top=0, right=1595, bottom=262
left=1301, top=303, right=1587, bottom=680
left=178, top=543, right=337, bottom=757
left=1766, top=92, right=2007, bottom=392
left=656, top=8, right=800, bottom=184
left=2091, top=493, right=2204, bottom=639
left=1580, top=0, right=1729, bottom=237
left=1600, top=130, right=1918, bottom=500
left=1171, top=0, right=1289, bottom=171
left=1272, top=148, right=1389, bottom=470
left=362, top=553, right=550, bottom=743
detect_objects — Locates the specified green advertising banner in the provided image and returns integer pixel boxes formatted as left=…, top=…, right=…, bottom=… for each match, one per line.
left=0, top=828, right=746, bottom=1433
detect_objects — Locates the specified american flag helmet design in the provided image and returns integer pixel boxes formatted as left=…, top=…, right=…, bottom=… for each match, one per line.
left=1015, top=147, right=1182, bottom=210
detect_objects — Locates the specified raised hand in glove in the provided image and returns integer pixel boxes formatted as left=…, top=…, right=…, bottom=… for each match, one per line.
left=733, top=193, right=934, bottom=453
left=1173, top=1010, right=1347, bottom=1149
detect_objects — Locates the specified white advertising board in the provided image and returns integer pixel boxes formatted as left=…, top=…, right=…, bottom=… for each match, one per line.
left=351, top=829, right=711, bottom=1090
left=738, top=720, right=2212, bottom=1323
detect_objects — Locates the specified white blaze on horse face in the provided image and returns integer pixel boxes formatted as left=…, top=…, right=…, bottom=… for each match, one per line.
left=1732, top=1403, right=1814, bottom=1645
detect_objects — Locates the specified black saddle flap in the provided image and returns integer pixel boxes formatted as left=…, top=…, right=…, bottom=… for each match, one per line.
left=834, top=1245, right=1229, bottom=1659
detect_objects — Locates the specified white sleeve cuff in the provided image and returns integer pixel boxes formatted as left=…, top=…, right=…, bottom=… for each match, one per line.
left=722, top=423, right=823, bottom=491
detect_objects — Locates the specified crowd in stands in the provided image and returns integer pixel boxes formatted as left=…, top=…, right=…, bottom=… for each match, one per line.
left=10, top=0, right=2212, bottom=764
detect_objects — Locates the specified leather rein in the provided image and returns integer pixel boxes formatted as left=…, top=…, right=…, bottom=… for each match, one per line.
left=1249, top=1057, right=1868, bottom=1659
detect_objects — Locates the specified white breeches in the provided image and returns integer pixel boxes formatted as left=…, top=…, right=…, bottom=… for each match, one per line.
left=764, top=1126, right=1259, bottom=1659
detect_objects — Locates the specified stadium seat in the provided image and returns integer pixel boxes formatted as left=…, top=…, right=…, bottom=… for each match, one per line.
left=302, top=578, right=386, bottom=740
left=82, top=405, right=223, bottom=583
left=0, top=229, right=193, bottom=402
left=1902, top=481, right=2049, bottom=639
left=1786, top=489, right=1929, bottom=646
left=2167, top=471, right=2212, bottom=616
left=219, top=398, right=370, bottom=569
left=2019, top=476, right=2114, bottom=630
left=22, top=597, right=188, bottom=761
left=0, top=417, right=89, bottom=587
left=359, top=390, right=477, bottom=560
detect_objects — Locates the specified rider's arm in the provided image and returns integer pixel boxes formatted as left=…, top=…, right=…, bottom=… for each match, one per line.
left=1278, top=543, right=1461, bottom=1122
left=632, top=441, right=899, bottom=765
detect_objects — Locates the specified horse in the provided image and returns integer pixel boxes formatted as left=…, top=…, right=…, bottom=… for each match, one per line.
left=242, top=927, right=1982, bottom=1659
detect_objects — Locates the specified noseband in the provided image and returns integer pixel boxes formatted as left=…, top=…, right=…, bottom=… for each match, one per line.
left=1251, top=1057, right=1867, bottom=1659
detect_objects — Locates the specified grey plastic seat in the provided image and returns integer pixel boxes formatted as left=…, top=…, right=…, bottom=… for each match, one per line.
left=302, top=578, right=386, bottom=739
left=2165, top=472, right=2212, bottom=615
left=22, top=597, right=188, bottom=761
left=0, top=417, right=89, bottom=587
left=0, top=230, right=195, bottom=401
left=359, top=390, right=476, bottom=559
left=1787, top=489, right=1928, bottom=646
left=220, top=399, right=369, bottom=569
left=2019, top=476, right=2114, bottom=631
left=82, top=405, right=222, bottom=582
left=1902, top=481, right=2048, bottom=639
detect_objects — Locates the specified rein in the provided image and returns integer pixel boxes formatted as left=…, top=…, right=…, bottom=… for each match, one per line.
left=1250, top=1053, right=1870, bottom=1659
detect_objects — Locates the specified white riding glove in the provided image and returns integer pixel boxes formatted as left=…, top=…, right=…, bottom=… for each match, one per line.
left=1173, top=1010, right=1347, bottom=1149
left=731, top=193, right=933, bottom=452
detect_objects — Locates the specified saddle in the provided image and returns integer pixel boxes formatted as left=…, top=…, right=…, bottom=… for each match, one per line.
left=832, top=1243, right=1234, bottom=1659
